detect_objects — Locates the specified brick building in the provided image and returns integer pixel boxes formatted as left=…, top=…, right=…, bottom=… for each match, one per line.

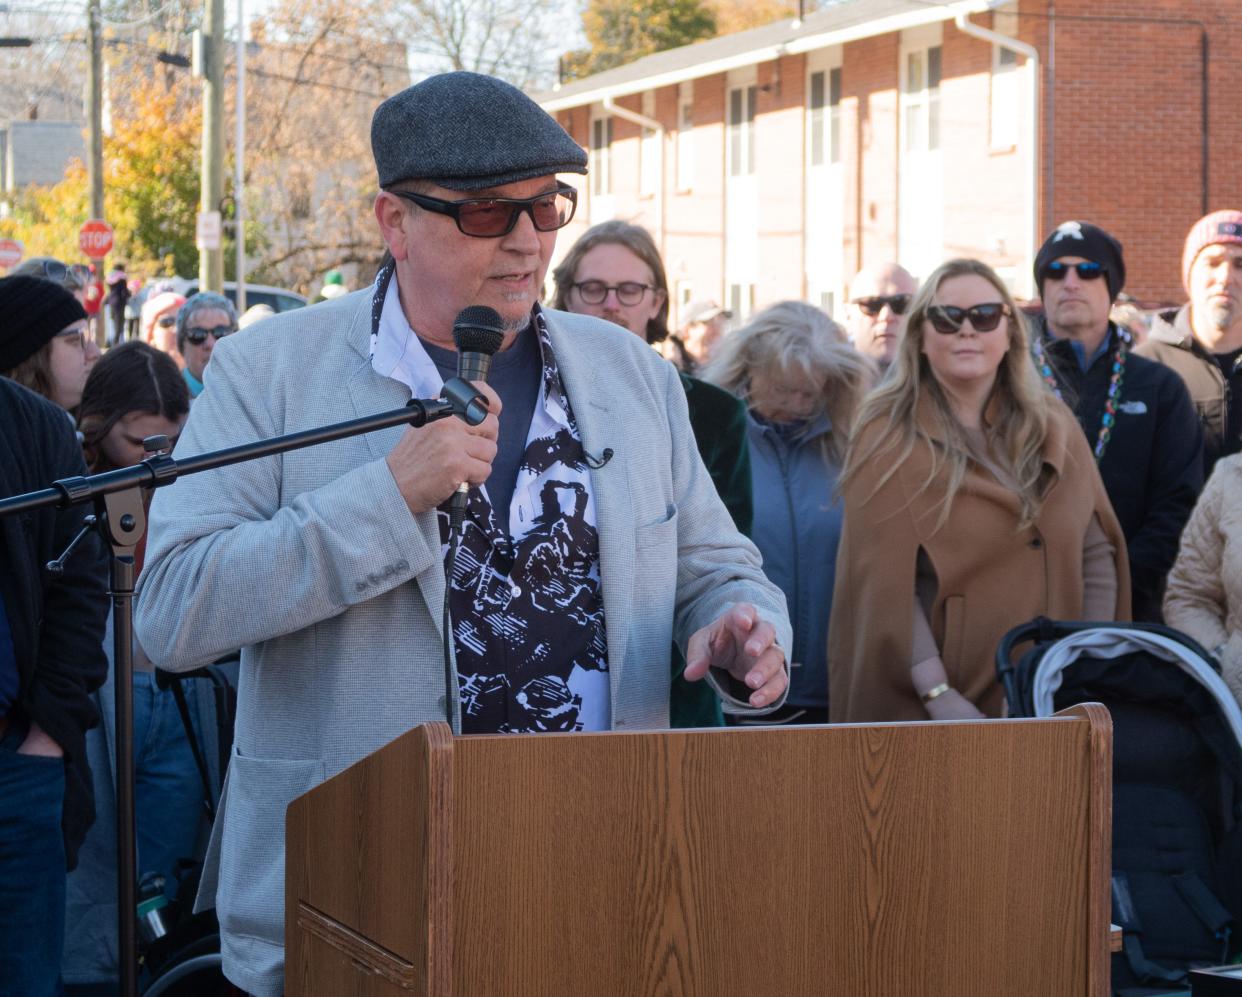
left=536, top=0, right=1238, bottom=325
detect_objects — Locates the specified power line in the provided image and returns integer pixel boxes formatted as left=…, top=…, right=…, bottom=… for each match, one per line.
left=246, top=65, right=392, bottom=100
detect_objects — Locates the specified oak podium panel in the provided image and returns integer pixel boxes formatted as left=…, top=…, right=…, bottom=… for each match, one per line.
left=286, top=705, right=1110, bottom=996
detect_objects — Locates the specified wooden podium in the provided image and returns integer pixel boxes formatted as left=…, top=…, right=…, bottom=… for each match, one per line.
left=286, top=705, right=1111, bottom=995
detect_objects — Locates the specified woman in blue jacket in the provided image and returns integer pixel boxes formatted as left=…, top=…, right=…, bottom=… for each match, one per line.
left=704, top=301, right=873, bottom=723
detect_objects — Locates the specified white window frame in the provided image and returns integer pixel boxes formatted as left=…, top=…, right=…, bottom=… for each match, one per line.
left=676, top=81, right=694, bottom=192
left=901, top=41, right=942, bottom=154
left=727, top=83, right=757, bottom=177
left=639, top=90, right=659, bottom=198
left=990, top=3, right=1021, bottom=151
left=728, top=282, right=755, bottom=322
left=807, top=63, right=843, bottom=168
left=590, top=114, right=613, bottom=196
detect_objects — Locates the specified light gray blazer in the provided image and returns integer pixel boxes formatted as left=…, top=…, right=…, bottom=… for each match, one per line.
left=134, top=289, right=791, bottom=996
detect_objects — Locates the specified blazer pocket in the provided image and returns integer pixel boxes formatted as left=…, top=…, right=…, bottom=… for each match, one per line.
left=636, top=503, right=679, bottom=550
left=940, top=594, right=966, bottom=685
left=216, top=750, right=325, bottom=944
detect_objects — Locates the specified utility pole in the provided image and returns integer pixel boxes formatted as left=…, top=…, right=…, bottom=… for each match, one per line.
left=199, top=0, right=225, bottom=291
left=235, top=0, right=246, bottom=313
left=86, top=0, right=106, bottom=345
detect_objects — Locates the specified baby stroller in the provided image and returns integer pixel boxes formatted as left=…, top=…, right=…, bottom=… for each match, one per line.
left=997, top=618, right=1242, bottom=996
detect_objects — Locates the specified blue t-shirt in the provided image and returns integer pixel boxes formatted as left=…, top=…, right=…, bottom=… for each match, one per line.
left=0, top=591, right=18, bottom=716
left=421, top=327, right=542, bottom=529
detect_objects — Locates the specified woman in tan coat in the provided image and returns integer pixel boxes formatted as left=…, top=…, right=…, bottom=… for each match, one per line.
left=829, top=258, right=1130, bottom=722
left=1164, top=457, right=1242, bottom=705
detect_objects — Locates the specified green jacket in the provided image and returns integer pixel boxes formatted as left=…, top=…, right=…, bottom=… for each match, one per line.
left=670, top=373, right=754, bottom=727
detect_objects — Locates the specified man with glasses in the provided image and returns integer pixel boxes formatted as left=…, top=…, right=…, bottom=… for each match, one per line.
left=1033, top=220, right=1202, bottom=621
left=175, top=292, right=238, bottom=398
left=136, top=71, right=790, bottom=997
left=845, top=262, right=917, bottom=369
left=1137, top=210, right=1242, bottom=476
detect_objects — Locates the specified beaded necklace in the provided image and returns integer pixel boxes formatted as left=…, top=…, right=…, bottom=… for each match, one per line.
left=1033, top=327, right=1130, bottom=462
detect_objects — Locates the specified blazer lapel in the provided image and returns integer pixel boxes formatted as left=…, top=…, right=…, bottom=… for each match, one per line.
left=547, top=318, right=635, bottom=716
left=342, top=289, right=445, bottom=637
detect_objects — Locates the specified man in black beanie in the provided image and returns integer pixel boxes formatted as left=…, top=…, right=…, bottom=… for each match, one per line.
left=1033, top=220, right=1203, bottom=621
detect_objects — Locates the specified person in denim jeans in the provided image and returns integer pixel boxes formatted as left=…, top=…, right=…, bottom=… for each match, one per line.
left=62, top=342, right=197, bottom=991
left=0, top=376, right=109, bottom=997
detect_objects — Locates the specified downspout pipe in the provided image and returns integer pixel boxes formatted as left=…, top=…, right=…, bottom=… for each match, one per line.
left=954, top=10, right=1040, bottom=297
left=602, top=95, right=666, bottom=258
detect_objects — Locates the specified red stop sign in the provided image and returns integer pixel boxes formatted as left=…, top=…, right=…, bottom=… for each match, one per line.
left=79, top=219, right=114, bottom=259
left=0, top=237, right=23, bottom=269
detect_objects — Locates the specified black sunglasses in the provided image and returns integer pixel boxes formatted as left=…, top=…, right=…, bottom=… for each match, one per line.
left=184, top=325, right=235, bottom=345
left=852, top=294, right=911, bottom=317
left=1044, top=261, right=1107, bottom=282
left=156, top=314, right=178, bottom=328
left=389, top=184, right=578, bottom=238
left=926, top=302, right=1011, bottom=334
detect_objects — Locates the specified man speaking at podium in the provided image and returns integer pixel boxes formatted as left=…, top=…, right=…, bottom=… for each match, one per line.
left=135, top=72, right=790, bottom=996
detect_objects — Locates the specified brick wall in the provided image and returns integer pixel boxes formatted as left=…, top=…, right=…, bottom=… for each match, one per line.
left=548, top=0, right=1239, bottom=310
left=1041, top=0, right=1219, bottom=303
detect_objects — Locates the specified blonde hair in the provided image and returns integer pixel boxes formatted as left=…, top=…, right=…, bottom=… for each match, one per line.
left=840, top=258, right=1052, bottom=530
left=702, top=300, right=872, bottom=464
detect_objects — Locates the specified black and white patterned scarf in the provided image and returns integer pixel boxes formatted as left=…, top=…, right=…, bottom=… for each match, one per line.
left=369, top=262, right=609, bottom=733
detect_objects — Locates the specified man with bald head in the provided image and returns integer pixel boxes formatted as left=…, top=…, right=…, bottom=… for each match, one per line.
left=845, top=262, right=916, bottom=369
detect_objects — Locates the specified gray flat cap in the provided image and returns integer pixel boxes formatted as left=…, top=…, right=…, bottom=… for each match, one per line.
left=371, top=72, right=588, bottom=191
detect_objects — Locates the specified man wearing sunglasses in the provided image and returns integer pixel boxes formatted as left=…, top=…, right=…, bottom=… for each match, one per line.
left=845, top=262, right=916, bottom=369
left=135, top=71, right=790, bottom=997
left=175, top=291, right=238, bottom=399
left=1138, top=210, right=1242, bottom=476
left=1034, top=220, right=1203, bottom=622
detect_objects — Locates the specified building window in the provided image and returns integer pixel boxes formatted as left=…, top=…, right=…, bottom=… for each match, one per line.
left=728, top=85, right=756, bottom=177
left=809, top=71, right=825, bottom=166
left=728, top=282, right=755, bottom=320
left=677, top=82, right=694, bottom=191
left=591, top=117, right=613, bottom=196
left=829, top=67, right=842, bottom=165
left=640, top=91, right=658, bottom=197
left=991, top=4, right=1021, bottom=150
left=903, top=45, right=941, bottom=153
left=675, top=279, right=693, bottom=326
left=809, top=68, right=843, bottom=167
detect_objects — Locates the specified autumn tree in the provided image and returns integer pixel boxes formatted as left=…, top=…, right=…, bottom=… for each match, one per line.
left=708, top=0, right=801, bottom=35
left=0, top=64, right=205, bottom=275
left=563, top=0, right=717, bottom=80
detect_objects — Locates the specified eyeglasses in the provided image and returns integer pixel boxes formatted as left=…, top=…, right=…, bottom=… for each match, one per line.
left=852, top=294, right=912, bottom=317
left=389, top=184, right=578, bottom=238
left=56, top=326, right=91, bottom=349
left=156, top=315, right=178, bottom=328
left=1043, top=261, right=1107, bottom=282
left=184, top=325, right=235, bottom=345
left=570, top=281, right=657, bottom=306
left=926, top=302, right=1012, bottom=334
left=31, top=260, right=90, bottom=289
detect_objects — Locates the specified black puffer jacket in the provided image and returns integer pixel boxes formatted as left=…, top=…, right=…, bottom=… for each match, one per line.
left=1038, top=323, right=1204, bottom=622
left=0, top=378, right=109, bottom=867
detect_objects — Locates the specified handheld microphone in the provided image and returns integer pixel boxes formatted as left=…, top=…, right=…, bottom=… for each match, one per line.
left=449, top=306, right=504, bottom=513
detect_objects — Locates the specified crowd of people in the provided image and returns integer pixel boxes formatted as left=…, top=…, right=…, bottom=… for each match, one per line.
left=1, top=67, right=1241, bottom=995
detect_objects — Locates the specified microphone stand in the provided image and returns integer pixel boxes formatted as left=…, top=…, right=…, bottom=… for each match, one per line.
left=0, top=387, right=482, bottom=997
